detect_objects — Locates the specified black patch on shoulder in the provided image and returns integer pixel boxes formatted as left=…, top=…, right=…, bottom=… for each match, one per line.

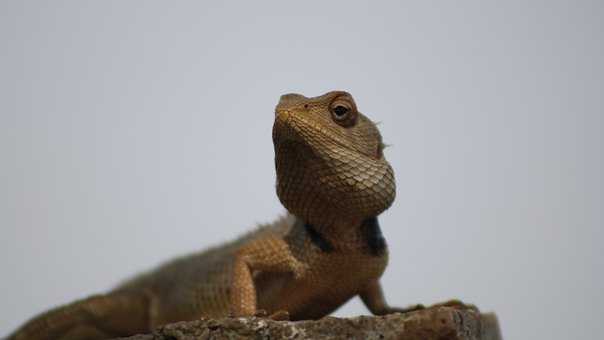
left=362, top=217, right=387, bottom=256
left=304, top=223, right=334, bottom=253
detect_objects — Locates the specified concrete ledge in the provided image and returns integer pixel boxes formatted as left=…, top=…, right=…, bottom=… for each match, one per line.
left=118, top=306, right=502, bottom=340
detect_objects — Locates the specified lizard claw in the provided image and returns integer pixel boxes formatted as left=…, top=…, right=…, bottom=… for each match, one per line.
left=253, top=309, right=269, bottom=317
left=268, top=310, right=290, bottom=321
left=386, top=304, right=425, bottom=314
left=253, top=309, right=290, bottom=321
left=432, top=299, right=479, bottom=312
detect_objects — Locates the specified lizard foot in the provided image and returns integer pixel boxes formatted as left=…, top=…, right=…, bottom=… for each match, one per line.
left=384, top=304, right=425, bottom=314
left=268, top=310, right=290, bottom=321
left=253, top=309, right=290, bottom=321
left=431, top=299, right=479, bottom=312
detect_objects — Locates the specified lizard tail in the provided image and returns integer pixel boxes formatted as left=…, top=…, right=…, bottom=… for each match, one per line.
left=8, top=291, right=151, bottom=340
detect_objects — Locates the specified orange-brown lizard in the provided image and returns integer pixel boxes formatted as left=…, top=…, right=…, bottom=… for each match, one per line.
left=9, top=91, right=424, bottom=340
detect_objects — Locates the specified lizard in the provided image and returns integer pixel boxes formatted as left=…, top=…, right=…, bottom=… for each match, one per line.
left=8, top=90, right=425, bottom=340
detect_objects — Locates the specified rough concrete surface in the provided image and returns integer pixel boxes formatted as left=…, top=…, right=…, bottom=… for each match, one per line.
left=117, top=306, right=502, bottom=340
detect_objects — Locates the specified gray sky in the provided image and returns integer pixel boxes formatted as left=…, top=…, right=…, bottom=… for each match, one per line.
left=1, top=1, right=602, bottom=339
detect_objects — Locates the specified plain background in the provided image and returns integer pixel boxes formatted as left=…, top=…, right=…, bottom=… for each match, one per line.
left=1, top=1, right=602, bottom=339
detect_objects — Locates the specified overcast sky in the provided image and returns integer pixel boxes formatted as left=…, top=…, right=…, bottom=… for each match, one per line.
left=1, top=1, right=602, bottom=339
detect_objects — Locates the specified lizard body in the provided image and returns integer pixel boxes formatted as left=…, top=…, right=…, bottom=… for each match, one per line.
left=9, top=91, right=419, bottom=340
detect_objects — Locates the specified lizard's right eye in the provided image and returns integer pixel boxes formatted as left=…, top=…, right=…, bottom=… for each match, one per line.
left=333, top=105, right=349, bottom=119
left=329, top=98, right=357, bottom=127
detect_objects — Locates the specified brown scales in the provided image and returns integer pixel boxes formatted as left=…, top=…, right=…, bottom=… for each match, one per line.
left=9, top=91, right=424, bottom=340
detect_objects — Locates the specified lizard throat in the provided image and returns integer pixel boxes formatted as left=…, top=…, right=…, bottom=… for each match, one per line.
left=301, top=217, right=386, bottom=256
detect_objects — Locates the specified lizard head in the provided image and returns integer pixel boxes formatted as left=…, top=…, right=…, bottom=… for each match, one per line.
left=272, top=91, right=395, bottom=227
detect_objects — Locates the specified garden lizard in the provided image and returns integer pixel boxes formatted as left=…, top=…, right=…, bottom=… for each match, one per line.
left=9, top=91, right=423, bottom=340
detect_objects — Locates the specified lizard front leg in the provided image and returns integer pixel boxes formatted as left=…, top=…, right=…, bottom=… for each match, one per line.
left=359, top=280, right=424, bottom=315
left=230, top=236, right=305, bottom=318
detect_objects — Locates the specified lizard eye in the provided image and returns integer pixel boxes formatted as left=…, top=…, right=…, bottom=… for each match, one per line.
left=329, top=98, right=356, bottom=126
left=332, top=105, right=349, bottom=119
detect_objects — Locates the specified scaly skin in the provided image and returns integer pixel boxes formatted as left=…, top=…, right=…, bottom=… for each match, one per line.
left=9, top=91, right=422, bottom=340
